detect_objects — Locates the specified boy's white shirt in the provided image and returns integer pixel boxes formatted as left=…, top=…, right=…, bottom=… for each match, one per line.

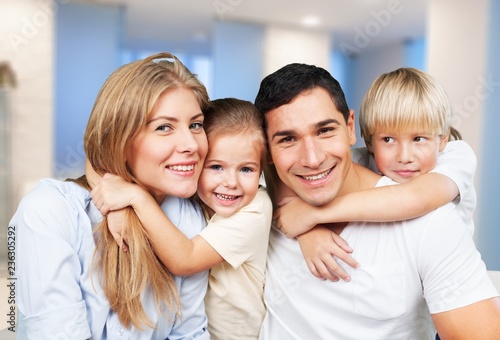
left=351, top=140, right=477, bottom=235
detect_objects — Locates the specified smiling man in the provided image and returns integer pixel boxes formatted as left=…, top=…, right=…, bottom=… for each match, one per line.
left=255, top=63, right=500, bottom=339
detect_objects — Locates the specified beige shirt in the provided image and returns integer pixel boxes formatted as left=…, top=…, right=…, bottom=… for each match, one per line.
left=199, top=187, right=273, bottom=340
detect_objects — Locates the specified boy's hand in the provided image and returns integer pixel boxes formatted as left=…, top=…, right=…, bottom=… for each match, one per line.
left=296, top=226, right=360, bottom=282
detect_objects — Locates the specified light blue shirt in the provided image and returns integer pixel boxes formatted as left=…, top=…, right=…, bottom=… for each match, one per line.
left=12, top=178, right=209, bottom=339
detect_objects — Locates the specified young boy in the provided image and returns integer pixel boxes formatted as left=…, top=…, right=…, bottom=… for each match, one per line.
left=274, top=68, right=476, bottom=281
left=91, top=98, right=273, bottom=339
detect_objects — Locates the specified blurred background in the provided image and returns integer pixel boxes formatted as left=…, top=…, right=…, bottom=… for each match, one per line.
left=0, top=0, right=499, bottom=272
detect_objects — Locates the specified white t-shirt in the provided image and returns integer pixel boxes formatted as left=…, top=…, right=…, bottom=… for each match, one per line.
left=199, top=187, right=273, bottom=340
left=351, top=140, right=477, bottom=234
left=259, top=177, right=497, bottom=340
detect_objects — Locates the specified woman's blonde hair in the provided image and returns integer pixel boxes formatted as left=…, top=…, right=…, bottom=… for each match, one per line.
left=360, top=67, right=460, bottom=146
left=70, top=52, right=209, bottom=330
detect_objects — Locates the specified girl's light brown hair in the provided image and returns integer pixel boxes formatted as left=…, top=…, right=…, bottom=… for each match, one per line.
left=69, top=52, right=209, bottom=329
left=359, top=67, right=460, bottom=146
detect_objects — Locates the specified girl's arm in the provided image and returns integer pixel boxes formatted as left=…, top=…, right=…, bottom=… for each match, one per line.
left=91, top=174, right=224, bottom=276
left=276, top=172, right=458, bottom=238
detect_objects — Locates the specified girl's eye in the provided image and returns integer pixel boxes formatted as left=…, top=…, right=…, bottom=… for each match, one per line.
left=240, top=167, right=254, bottom=173
left=190, top=122, right=204, bottom=131
left=209, top=165, right=222, bottom=171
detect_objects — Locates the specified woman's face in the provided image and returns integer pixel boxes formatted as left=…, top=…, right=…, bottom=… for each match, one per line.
left=126, top=87, right=208, bottom=202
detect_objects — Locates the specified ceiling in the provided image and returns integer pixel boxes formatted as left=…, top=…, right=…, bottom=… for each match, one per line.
left=85, top=0, right=427, bottom=55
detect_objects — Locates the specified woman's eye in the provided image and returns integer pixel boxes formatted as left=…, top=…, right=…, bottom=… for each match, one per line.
left=190, top=122, right=204, bottom=131
left=156, top=124, right=172, bottom=132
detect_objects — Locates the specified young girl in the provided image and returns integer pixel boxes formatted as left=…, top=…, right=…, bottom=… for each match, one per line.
left=274, top=67, right=476, bottom=282
left=92, top=98, right=273, bottom=339
left=12, top=52, right=210, bottom=339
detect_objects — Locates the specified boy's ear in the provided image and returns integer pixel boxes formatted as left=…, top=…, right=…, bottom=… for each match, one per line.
left=365, top=139, right=374, bottom=153
left=439, top=133, right=449, bottom=152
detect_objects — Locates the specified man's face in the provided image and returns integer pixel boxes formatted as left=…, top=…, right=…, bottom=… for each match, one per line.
left=265, top=87, right=356, bottom=206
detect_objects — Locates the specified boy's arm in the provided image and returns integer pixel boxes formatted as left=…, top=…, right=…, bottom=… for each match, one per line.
left=91, top=174, right=224, bottom=276
left=277, top=172, right=458, bottom=238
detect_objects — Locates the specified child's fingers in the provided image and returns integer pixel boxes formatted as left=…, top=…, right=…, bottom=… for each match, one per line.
left=305, top=259, right=327, bottom=281
left=331, top=231, right=353, bottom=253
left=317, top=256, right=348, bottom=282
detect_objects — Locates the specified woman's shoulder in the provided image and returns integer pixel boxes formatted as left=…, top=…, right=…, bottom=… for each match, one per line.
left=161, top=196, right=205, bottom=237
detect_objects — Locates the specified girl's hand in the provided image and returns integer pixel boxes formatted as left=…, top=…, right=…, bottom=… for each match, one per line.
left=296, top=226, right=360, bottom=281
left=107, top=210, right=129, bottom=252
left=91, top=173, right=145, bottom=215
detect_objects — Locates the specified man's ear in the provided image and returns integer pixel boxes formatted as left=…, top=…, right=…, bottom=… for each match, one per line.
left=347, top=109, right=357, bottom=146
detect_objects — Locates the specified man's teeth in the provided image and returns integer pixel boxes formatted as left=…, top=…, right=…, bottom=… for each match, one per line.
left=302, top=169, right=331, bottom=181
left=216, top=193, right=238, bottom=201
left=169, top=165, right=194, bottom=171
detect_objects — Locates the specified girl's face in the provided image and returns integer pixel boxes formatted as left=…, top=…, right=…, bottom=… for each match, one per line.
left=126, top=87, right=208, bottom=202
left=197, top=132, right=263, bottom=218
left=369, top=129, right=448, bottom=183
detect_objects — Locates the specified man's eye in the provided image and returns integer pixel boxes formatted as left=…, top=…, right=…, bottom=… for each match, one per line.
left=278, top=136, right=295, bottom=144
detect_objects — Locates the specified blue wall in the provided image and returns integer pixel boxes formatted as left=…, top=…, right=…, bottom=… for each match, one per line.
left=212, top=21, right=264, bottom=102
left=477, top=0, right=500, bottom=270
left=55, top=3, right=123, bottom=178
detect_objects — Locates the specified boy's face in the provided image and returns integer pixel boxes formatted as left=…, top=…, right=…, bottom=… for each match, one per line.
left=265, top=87, right=356, bottom=207
left=368, top=130, right=448, bottom=183
left=197, top=132, right=262, bottom=217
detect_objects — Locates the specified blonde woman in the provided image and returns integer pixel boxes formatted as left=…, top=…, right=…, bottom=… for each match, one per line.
left=11, top=52, right=211, bottom=339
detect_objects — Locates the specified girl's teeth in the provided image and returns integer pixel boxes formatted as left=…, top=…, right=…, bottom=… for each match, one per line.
left=216, top=193, right=238, bottom=201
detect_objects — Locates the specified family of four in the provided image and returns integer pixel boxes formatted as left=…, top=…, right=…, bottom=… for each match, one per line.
left=11, top=52, right=500, bottom=339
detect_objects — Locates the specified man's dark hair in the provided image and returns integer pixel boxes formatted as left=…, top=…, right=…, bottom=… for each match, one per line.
left=254, top=63, right=350, bottom=129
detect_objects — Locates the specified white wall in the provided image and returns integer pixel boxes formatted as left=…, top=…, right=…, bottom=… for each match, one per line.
left=263, top=26, right=331, bottom=76
left=0, top=0, right=54, bottom=213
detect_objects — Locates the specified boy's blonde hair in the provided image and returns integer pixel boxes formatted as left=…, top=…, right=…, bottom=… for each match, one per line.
left=360, top=68, right=456, bottom=146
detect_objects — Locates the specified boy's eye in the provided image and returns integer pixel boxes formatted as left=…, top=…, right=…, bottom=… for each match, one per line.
left=383, top=137, right=395, bottom=143
left=414, top=136, right=426, bottom=142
